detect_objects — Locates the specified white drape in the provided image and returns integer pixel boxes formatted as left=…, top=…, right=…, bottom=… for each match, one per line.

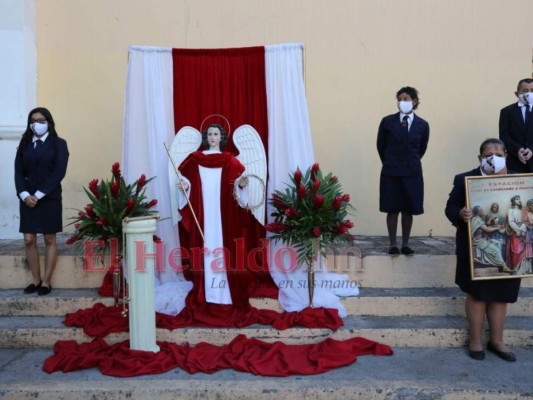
left=122, top=44, right=358, bottom=318
left=265, top=44, right=358, bottom=317
left=123, top=46, right=191, bottom=316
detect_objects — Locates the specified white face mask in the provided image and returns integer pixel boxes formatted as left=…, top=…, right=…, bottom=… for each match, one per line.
left=31, top=122, right=48, bottom=136
left=398, top=100, right=413, bottom=114
left=519, top=92, right=533, bottom=105
left=481, top=155, right=506, bottom=174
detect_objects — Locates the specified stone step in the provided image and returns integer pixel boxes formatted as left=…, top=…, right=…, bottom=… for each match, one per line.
left=3, top=288, right=533, bottom=317
left=0, top=254, right=104, bottom=289
left=1, top=314, right=531, bottom=349
left=3, top=253, right=533, bottom=290
left=253, top=287, right=533, bottom=317
left=1, top=346, right=533, bottom=400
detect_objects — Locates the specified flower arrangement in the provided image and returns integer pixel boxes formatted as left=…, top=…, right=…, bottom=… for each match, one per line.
left=265, top=163, right=355, bottom=266
left=66, top=162, right=158, bottom=255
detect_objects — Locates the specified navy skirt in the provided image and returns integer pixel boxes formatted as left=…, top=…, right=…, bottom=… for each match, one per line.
left=455, top=256, right=521, bottom=303
left=379, top=174, right=424, bottom=215
left=19, top=198, right=63, bottom=234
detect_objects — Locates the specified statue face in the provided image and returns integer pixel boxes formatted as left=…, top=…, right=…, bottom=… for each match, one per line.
left=206, top=126, right=222, bottom=150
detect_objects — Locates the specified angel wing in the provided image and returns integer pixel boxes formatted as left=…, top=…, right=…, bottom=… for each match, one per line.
left=168, top=126, right=202, bottom=226
left=233, top=124, right=267, bottom=225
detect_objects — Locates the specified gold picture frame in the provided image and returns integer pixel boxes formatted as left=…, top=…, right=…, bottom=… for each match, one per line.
left=465, top=173, right=533, bottom=280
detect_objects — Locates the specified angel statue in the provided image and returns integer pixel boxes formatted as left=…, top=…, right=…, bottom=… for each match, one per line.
left=167, top=119, right=275, bottom=311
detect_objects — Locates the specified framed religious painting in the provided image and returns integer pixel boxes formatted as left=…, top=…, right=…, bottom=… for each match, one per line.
left=465, top=173, right=533, bottom=280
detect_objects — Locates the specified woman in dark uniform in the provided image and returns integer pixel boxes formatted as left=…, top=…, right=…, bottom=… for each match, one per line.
left=14, top=107, right=69, bottom=296
left=445, top=138, right=520, bottom=361
left=377, top=86, right=430, bottom=255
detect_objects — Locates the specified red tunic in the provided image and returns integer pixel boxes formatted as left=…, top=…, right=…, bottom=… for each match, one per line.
left=178, top=151, right=274, bottom=310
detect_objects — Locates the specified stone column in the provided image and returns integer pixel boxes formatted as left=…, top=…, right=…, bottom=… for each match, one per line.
left=123, top=217, right=160, bottom=352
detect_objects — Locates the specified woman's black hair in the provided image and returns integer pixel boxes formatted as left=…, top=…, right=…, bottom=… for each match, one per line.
left=201, top=123, right=228, bottom=151
left=18, top=107, right=58, bottom=153
left=396, top=86, right=420, bottom=110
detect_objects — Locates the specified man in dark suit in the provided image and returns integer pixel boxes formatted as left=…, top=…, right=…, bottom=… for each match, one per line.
left=499, top=78, right=533, bottom=172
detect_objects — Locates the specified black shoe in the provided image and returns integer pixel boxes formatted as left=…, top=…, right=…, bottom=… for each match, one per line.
left=401, top=246, right=415, bottom=256
left=38, top=285, right=52, bottom=296
left=388, top=246, right=400, bottom=256
left=487, top=342, right=516, bottom=362
left=468, top=349, right=485, bottom=360
left=23, top=281, right=42, bottom=294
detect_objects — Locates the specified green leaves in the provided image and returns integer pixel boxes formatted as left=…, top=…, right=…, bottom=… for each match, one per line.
left=266, top=163, right=355, bottom=266
left=66, top=163, right=157, bottom=256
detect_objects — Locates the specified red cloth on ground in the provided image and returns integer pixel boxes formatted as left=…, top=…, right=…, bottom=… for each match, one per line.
left=44, top=334, right=393, bottom=377
left=97, top=270, right=115, bottom=297
left=64, top=303, right=345, bottom=338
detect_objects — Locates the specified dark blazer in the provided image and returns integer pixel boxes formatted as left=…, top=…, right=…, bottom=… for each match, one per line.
left=499, top=103, right=533, bottom=172
left=377, top=113, right=430, bottom=176
left=14, top=136, right=69, bottom=201
left=444, top=168, right=481, bottom=260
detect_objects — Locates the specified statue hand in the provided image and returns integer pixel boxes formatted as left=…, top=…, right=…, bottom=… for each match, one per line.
left=238, top=176, right=249, bottom=188
left=177, top=179, right=189, bottom=192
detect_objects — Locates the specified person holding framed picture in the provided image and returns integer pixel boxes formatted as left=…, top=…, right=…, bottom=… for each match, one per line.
left=445, top=138, right=521, bottom=362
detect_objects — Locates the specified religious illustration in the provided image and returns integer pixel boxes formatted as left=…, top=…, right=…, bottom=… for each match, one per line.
left=465, top=174, right=533, bottom=280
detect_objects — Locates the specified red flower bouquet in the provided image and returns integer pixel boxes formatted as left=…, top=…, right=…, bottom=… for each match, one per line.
left=67, top=162, right=158, bottom=255
left=266, top=163, right=355, bottom=266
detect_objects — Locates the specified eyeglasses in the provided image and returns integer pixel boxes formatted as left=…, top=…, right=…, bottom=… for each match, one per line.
left=30, top=119, right=47, bottom=123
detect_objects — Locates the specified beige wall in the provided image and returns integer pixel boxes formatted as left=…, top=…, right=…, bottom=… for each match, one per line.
left=36, top=0, right=533, bottom=236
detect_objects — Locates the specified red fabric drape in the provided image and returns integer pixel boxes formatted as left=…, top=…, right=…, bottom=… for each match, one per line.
left=172, top=47, right=269, bottom=154
left=44, top=335, right=393, bottom=377
left=172, top=47, right=277, bottom=318
left=64, top=303, right=345, bottom=338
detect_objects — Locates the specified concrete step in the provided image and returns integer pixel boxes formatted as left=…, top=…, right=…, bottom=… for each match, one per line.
left=0, top=254, right=104, bottom=289
left=253, top=287, right=533, bottom=317
left=1, top=314, right=531, bottom=349
left=1, top=347, right=533, bottom=399
left=3, top=252, right=533, bottom=290
left=3, top=288, right=533, bottom=317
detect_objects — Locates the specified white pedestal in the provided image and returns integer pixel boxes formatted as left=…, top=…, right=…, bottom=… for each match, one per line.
left=123, top=217, right=160, bottom=352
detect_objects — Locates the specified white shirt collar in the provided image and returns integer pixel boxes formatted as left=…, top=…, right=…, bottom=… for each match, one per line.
left=517, top=100, right=530, bottom=108
left=32, top=132, right=49, bottom=142
left=399, top=112, right=414, bottom=122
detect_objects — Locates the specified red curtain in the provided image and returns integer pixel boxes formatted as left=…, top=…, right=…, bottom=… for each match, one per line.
left=172, top=47, right=277, bottom=318
left=172, top=46, right=269, bottom=155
